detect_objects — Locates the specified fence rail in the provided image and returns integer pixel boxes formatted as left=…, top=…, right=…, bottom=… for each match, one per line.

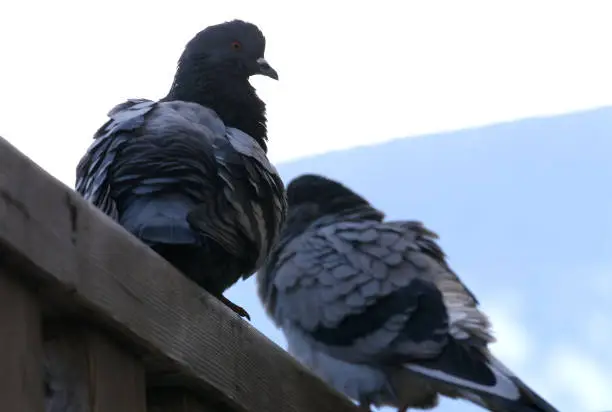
left=0, top=136, right=359, bottom=412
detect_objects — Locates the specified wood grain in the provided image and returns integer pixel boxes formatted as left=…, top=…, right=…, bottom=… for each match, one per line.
left=0, top=272, right=44, bottom=412
left=0, top=135, right=358, bottom=412
left=45, top=325, right=146, bottom=412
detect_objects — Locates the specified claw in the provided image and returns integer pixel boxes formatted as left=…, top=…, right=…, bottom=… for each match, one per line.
left=358, top=398, right=373, bottom=412
left=218, top=295, right=251, bottom=321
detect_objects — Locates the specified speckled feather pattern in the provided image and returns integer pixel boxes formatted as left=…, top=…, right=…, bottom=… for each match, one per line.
left=262, top=216, right=492, bottom=363
left=257, top=175, right=559, bottom=412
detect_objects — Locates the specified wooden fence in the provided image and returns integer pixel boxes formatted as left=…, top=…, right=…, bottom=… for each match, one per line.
left=0, top=135, right=360, bottom=412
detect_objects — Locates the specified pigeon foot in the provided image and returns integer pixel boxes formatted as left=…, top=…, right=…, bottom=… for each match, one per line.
left=218, top=294, right=251, bottom=321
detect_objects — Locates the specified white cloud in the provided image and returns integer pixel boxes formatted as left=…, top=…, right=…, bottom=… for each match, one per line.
left=481, top=300, right=612, bottom=411
left=479, top=291, right=536, bottom=371
left=487, top=306, right=532, bottom=371
left=544, top=345, right=612, bottom=410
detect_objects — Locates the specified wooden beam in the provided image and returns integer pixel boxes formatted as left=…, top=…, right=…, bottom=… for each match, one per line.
left=44, top=325, right=146, bottom=412
left=0, top=272, right=44, bottom=412
left=0, top=134, right=358, bottom=412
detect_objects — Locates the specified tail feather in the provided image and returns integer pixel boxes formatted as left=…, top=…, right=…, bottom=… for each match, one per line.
left=482, top=356, right=558, bottom=412
left=403, top=339, right=558, bottom=412
left=119, top=195, right=199, bottom=245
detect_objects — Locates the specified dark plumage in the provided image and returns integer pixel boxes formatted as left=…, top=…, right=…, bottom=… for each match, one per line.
left=257, top=174, right=558, bottom=412
left=76, top=20, right=287, bottom=320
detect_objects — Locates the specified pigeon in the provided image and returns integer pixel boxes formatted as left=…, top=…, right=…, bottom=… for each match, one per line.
left=257, top=174, right=559, bottom=412
left=75, top=20, right=287, bottom=320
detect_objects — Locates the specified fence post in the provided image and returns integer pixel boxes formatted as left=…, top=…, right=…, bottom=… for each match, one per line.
left=0, top=272, right=45, bottom=412
left=45, top=324, right=147, bottom=412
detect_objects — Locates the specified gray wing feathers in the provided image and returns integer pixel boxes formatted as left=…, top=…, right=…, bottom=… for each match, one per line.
left=226, top=127, right=281, bottom=177
left=214, top=128, right=286, bottom=271
left=271, top=221, right=425, bottom=328
left=227, top=127, right=287, bottom=265
left=271, top=219, right=493, bottom=355
left=75, top=99, right=156, bottom=219
left=274, top=221, right=409, bottom=317
left=390, top=221, right=494, bottom=344
left=76, top=99, right=286, bottom=277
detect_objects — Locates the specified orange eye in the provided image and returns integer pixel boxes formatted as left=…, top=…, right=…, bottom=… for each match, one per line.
left=231, top=41, right=242, bottom=50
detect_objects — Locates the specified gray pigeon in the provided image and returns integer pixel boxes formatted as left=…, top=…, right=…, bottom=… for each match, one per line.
left=257, top=174, right=558, bottom=412
left=75, top=20, right=287, bottom=320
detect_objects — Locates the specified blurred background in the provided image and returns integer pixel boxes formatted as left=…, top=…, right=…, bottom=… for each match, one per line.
left=1, top=1, right=610, bottom=410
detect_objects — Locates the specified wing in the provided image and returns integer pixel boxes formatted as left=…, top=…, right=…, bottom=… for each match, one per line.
left=388, top=221, right=493, bottom=345
left=225, top=127, right=287, bottom=271
left=77, top=98, right=285, bottom=277
left=75, top=98, right=156, bottom=219
left=268, top=219, right=462, bottom=365
left=187, top=126, right=287, bottom=276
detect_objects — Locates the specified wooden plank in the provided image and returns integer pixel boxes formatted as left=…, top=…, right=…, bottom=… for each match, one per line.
left=148, top=389, right=217, bottom=412
left=0, top=272, right=44, bottom=412
left=44, top=324, right=146, bottom=412
left=0, top=134, right=359, bottom=412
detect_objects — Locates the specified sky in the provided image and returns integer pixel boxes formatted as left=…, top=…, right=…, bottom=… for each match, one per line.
left=2, top=1, right=612, bottom=186
left=1, top=2, right=611, bottom=411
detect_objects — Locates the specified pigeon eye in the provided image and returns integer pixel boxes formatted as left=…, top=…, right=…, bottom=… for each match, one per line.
left=231, top=41, right=242, bottom=50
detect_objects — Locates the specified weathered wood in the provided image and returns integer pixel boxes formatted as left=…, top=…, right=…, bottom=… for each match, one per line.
left=0, top=134, right=358, bottom=412
left=44, top=324, right=146, bottom=412
left=0, top=272, right=44, bottom=412
left=148, top=389, right=217, bottom=412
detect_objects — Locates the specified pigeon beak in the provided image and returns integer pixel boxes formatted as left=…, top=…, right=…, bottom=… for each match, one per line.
left=256, top=57, right=279, bottom=80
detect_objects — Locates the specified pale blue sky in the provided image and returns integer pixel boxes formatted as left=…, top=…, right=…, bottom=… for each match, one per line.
left=1, top=2, right=611, bottom=411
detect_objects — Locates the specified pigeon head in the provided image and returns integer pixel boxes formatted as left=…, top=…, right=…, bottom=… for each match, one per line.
left=285, top=174, right=385, bottom=230
left=166, top=20, right=277, bottom=150
left=182, top=20, right=278, bottom=81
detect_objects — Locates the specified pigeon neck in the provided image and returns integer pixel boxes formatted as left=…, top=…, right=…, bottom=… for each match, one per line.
left=164, top=56, right=269, bottom=152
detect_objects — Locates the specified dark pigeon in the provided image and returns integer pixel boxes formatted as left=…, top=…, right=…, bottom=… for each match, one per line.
left=257, top=174, right=559, bottom=412
left=75, top=20, right=287, bottom=320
